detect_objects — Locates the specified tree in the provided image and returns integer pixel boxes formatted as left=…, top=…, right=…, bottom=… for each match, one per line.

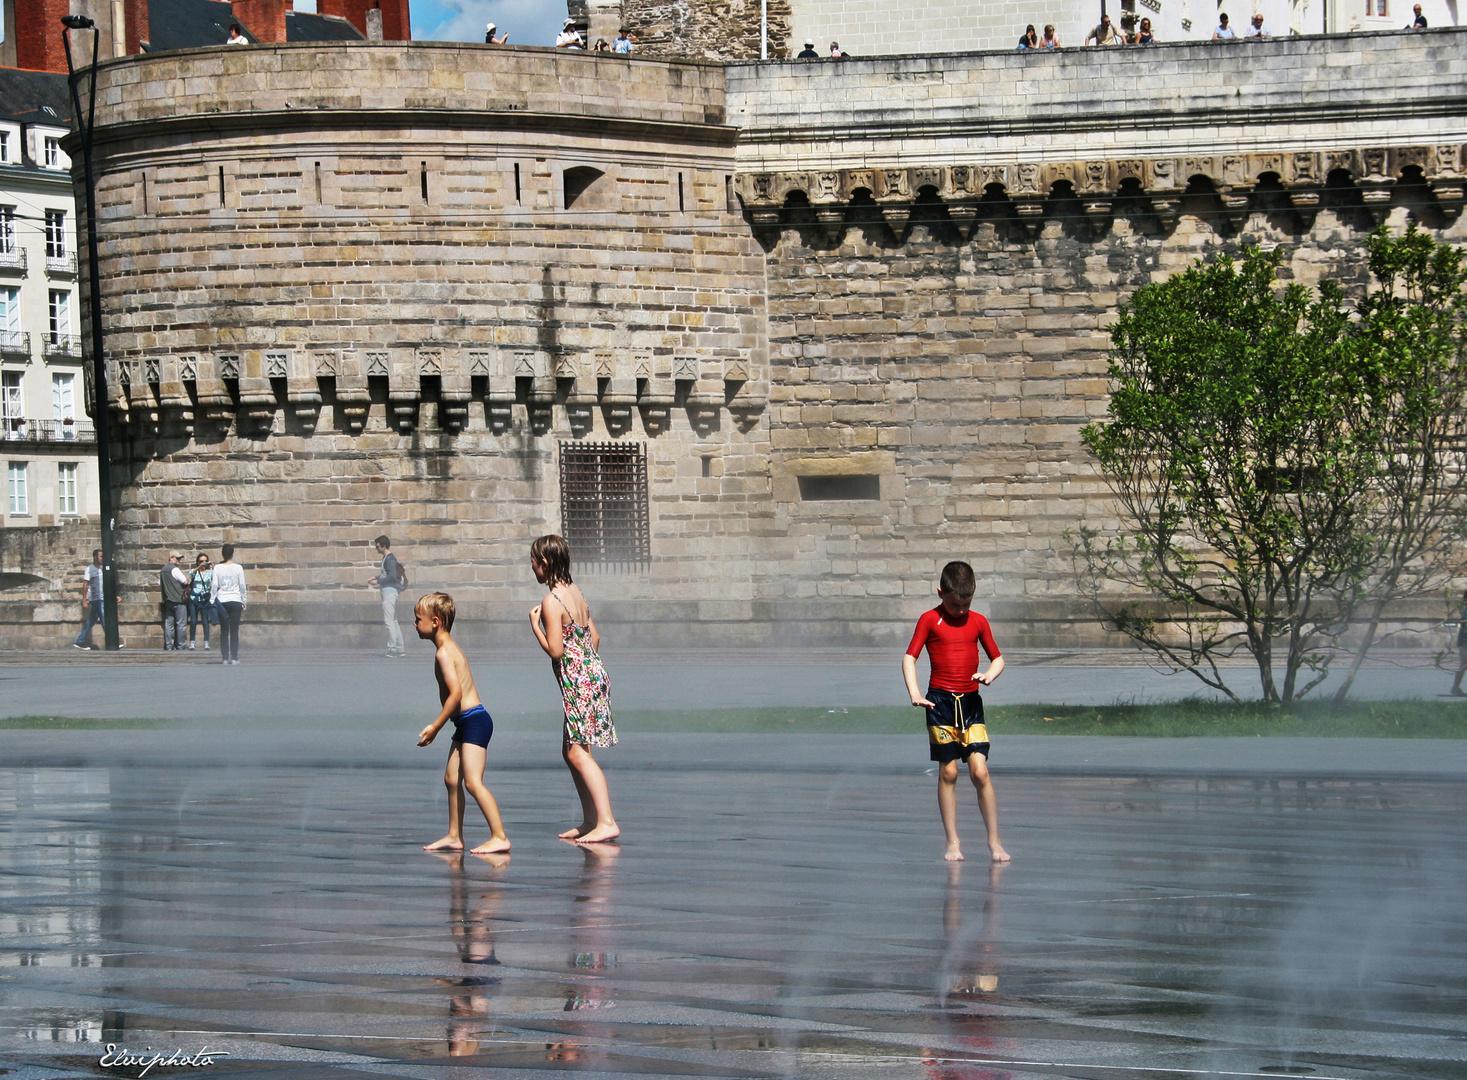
left=1074, top=230, right=1467, bottom=704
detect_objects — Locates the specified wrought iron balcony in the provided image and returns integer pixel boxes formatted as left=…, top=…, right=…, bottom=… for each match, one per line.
left=43, top=334, right=82, bottom=358
left=0, top=247, right=26, bottom=273
left=0, top=331, right=28, bottom=357
left=1, top=417, right=95, bottom=443
left=45, top=251, right=77, bottom=276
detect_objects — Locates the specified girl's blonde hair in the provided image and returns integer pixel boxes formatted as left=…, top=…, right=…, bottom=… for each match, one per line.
left=415, top=591, right=455, bottom=630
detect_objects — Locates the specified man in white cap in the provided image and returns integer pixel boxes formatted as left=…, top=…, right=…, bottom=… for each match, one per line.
left=485, top=22, right=508, bottom=44
left=797, top=38, right=819, bottom=59
left=556, top=19, right=585, bottom=48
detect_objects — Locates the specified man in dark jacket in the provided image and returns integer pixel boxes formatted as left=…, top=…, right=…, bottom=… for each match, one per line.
left=160, top=552, right=190, bottom=651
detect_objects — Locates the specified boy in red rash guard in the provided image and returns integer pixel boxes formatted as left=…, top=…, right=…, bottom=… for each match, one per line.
left=901, top=560, right=1010, bottom=863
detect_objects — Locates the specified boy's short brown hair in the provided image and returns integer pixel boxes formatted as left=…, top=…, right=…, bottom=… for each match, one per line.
left=939, top=560, right=976, bottom=600
left=415, top=592, right=455, bottom=631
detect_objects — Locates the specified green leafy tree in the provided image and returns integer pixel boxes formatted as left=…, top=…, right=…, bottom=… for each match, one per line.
left=1075, top=230, right=1467, bottom=704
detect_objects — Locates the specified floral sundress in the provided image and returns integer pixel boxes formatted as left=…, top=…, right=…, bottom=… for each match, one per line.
left=550, top=597, right=617, bottom=748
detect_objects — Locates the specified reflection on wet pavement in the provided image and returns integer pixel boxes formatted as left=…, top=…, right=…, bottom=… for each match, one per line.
left=1, top=752, right=1464, bottom=1078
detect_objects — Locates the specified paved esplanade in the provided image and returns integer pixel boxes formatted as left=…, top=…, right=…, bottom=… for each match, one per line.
left=2, top=655, right=1465, bottom=1078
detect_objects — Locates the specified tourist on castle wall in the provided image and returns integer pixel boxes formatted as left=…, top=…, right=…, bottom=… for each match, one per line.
left=226, top=23, right=248, bottom=45
left=593, top=38, right=610, bottom=52
left=556, top=19, right=585, bottom=48
left=1212, top=13, right=1237, bottom=39
left=369, top=535, right=407, bottom=658
left=1040, top=24, right=1061, bottom=47
left=613, top=29, right=633, bottom=54
left=1244, top=13, right=1271, bottom=38
left=1137, top=18, right=1156, bottom=44
left=1409, top=4, right=1428, bottom=27
left=1085, top=15, right=1123, bottom=45
left=210, top=544, right=246, bottom=665
left=797, top=38, right=819, bottom=59
left=484, top=23, right=508, bottom=44
left=160, top=553, right=190, bottom=652
left=1016, top=25, right=1039, bottom=50
left=187, top=553, right=215, bottom=651
left=72, top=549, right=104, bottom=650
left=829, top=41, right=847, bottom=58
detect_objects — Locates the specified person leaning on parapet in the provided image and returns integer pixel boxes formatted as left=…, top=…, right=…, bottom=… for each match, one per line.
left=1243, top=13, right=1271, bottom=38
left=797, top=38, right=820, bottom=59
left=1408, top=3, right=1428, bottom=27
left=555, top=19, right=585, bottom=48
left=160, top=552, right=190, bottom=652
left=369, top=534, right=408, bottom=658
left=72, top=548, right=105, bottom=650
left=1040, top=24, right=1062, bottom=48
left=829, top=41, right=850, bottom=58
left=484, top=22, right=508, bottom=44
left=1136, top=17, right=1156, bottom=43
left=225, top=22, right=248, bottom=45
left=1085, top=14, right=1123, bottom=45
left=1016, top=25, right=1039, bottom=50
left=1212, top=13, right=1238, bottom=39
left=613, top=28, right=634, bottom=53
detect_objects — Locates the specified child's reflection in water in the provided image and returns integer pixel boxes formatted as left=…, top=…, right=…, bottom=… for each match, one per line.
left=548, top=843, right=621, bottom=1062
left=924, top=863, right=1011, bottom=1080
left=432, top=850, right=510, bottom=1057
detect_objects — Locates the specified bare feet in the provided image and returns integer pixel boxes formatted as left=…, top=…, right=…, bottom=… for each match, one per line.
left=989, top=844, right=1011, bottom=864
left=575, top=823, right=620, bottom=844
left=944, top=841, right=964, bottom=862
left=423, top=835, right=464, bottom=852
left=469, top=836, right=511, bottom=855
left=558, top=823, right=594, bottom=840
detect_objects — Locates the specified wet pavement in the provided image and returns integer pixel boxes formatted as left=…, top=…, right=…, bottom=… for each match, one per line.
left=2, top=729, right=1465, bottom=1079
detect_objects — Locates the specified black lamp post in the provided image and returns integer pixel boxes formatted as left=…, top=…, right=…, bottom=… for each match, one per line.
left=61, top=14, right=120, bottom=651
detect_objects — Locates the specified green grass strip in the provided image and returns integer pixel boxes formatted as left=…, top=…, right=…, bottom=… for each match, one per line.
left=0, top=716, right=174, bottom=730
left=615, top=700, right=1467, bottom=738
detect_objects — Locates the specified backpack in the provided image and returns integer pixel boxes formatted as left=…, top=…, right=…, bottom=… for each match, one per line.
left=396, top=560, right=408, bottom=589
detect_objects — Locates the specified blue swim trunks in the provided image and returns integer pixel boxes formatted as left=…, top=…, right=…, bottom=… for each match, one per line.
left=453, top=704, right=494, bottom=748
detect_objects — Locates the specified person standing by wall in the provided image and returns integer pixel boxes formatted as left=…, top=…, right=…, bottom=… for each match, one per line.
left=369, top=535, right=407, bottom=658
left=72, top=549, right=105, bottom=650
left=160, top=553, right=190, bottom=652
left=187, top=552, right=215, bottom=651
left=210, top=544, right=247, bottom=665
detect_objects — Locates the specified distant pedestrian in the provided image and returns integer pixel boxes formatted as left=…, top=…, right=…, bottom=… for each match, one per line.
left=528, top=535, right=619, bottom=844
left=226, top=23, right=248, bottom=45
left=613, top=28, right=633, bottom=53
left=1040, top=24, right=1061, bottom=47
left=72, top=548, right=104, bottom=650
left=160, top=552, right=190, bottom=652
left=369, top=534, right=407, bottom=658
left=592, top=37, right=610, bottom=51
left=1212, top=13, right=1237, bottom=39
left=1244, top=13, right=1271, bottom=38
left=797, top=38, right=819, bottom=59
left=1409, top=3, right=1428, bottom=27
left=484, top=22, right=508, bottom=44
left=210, top=544, right=246, bottom=665
left=829, top=41, right=846, bottom=58
left=555, top=19, right=585, bottom=48
left=901, top=560, right=1009, bottom=864
left=1451, top=603, right=1467, bottom=696
left=1137, top=17, right=1156, bottom=43
left=187, top=552, right=216, bottom=651
left=1017, top=25, right=1038, bottom=49
left=1085, top=14, right=1123, bottom=45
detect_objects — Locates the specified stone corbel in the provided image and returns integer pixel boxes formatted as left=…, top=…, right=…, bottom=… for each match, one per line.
left=335, top=350, right=370, bottom=432
left=946, top=200, right=979, bottom=239
left=636, top=350, right=673, bottom=434
left=285, top=351, right=321, bottom=426
left=1151, top=198, right=1181, bottom=230
left=1429, top=178, right=1465, bottom=223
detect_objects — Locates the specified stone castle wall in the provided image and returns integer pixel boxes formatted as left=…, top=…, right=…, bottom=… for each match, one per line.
left=59, top=32, right=1467, bottom=649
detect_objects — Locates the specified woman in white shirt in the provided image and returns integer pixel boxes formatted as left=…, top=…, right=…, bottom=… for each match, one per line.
left=209, top=544, right=248, bottom=665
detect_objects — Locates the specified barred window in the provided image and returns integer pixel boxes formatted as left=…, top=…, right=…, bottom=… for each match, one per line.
left=559, top=441, right=650, bottom=567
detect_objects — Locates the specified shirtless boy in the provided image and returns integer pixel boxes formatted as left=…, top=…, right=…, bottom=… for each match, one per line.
left=902, top=561, right=1011, bottom=863
left=415, top=592, right=511, bottom=855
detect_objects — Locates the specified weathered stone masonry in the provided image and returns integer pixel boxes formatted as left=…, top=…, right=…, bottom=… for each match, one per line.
left=51, top=30, right=1467, bottom=650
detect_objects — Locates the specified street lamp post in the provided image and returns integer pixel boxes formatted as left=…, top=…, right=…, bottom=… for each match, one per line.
left=60, top=15, right=120, bottom=651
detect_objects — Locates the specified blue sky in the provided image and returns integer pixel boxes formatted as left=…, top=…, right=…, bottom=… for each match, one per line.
left=297, top=0, right=569, bottom=48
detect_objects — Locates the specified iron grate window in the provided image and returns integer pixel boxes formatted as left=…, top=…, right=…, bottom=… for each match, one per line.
left=559, top=441, right=651, bottom=567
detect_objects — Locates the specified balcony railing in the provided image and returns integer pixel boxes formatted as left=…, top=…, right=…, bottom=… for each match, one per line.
left=0, top=331, right=28, bottom=357
left=1, top=417, right=95, bottom=443
left=0, top=247, right=26, bottom=273
left=43, top=334, right=82, bottom=358
left=45, top=251, right=77, bottom=276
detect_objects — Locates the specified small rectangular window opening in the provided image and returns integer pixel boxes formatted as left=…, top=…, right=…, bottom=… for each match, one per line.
left=560, top=441, right=651, bottom=567
left=678, top=172, right=685, bottom=212
left=420, top=162, right=428, bottom=202
left=218, top=165, right=225, bottom=206
left=701, top=455, right=712, bottom=478
left=725, top=174, right=734, bottom=212
left=514, top=162, right=521, bottom=204
left=314, top=161, right=323, bottom=202
left=798, top=475, right=881, bottom=501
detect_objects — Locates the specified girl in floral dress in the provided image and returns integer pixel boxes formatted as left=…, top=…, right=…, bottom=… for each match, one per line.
left=528, top=534, right=619, bottom=843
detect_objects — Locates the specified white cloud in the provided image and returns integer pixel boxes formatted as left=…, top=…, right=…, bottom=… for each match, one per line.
left=412, top=0, right=570, bottom=48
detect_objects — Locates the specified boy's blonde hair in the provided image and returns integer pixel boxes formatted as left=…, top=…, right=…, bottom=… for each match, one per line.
left=415, top=592, right=455, bottom=630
